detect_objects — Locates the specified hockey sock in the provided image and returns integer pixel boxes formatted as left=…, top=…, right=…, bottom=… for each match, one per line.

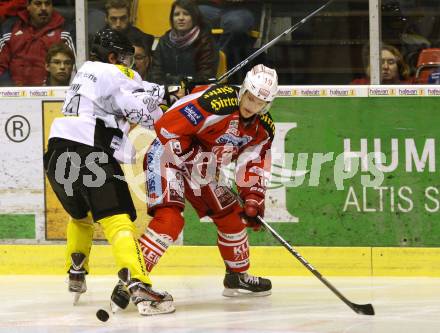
left=139, top=207, right=182, bottom=272
left=139, top=228, right=172, bottom=272
left=98, top=214, right=151, bottom=285
left=217, top=229, right=250, bottom=272
left=65, top=214, right=94, bottom=273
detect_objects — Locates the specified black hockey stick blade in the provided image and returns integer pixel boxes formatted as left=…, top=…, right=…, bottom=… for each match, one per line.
left=351, top=303, right=375, bottom=316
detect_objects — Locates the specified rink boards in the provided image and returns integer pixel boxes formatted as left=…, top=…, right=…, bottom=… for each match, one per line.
left=2, top=244, right=440, bottom=276
left=1, top=86, right=440, bottom=275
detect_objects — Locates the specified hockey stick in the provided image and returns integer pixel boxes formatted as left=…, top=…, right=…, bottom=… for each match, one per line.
left=235, top=192, right=374, bottom=315
left=216, top=0, right=336, bottom=83
left=254, top=214, right=375, bottom=315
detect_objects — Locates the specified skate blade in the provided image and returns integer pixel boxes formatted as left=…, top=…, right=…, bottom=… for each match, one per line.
left=73, top=292, right=81, bottom=305
left=110, top=300, right=126, bottom=314
left=222, top=288, right=272, bottom=297
left=137, top=301, right=176, bottom=316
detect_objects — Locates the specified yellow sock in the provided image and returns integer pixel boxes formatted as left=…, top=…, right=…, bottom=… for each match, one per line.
left=65, top=214, right=94, bottom=273
left=98, top=214, right=151, bottom=285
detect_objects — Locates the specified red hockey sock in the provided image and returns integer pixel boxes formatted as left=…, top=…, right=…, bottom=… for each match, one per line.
left=217, top=229, right=250, bottom=272
left=139, top=206, right=183, bottom=272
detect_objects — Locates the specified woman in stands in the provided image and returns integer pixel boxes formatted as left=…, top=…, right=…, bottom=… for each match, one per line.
left=148, top=0, right=219, bottom=85
left=351, top=44, right=412, bottom=84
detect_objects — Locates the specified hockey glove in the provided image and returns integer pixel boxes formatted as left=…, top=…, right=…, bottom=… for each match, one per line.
left=161, top=84, right=185, bottom=111
left=241, top=194, right=265, bottom=231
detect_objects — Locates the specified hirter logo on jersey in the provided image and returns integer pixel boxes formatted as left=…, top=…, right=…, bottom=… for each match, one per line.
left=199, top=85, right=239, bottom=115
left=179, top=104, right=204, bottom=126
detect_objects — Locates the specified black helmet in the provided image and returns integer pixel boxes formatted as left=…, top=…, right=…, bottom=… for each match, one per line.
left=90, top=28, right=135, bottom=64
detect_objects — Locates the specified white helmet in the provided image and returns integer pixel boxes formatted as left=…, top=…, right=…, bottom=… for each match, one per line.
left=239, top=64, right=278, bottom=114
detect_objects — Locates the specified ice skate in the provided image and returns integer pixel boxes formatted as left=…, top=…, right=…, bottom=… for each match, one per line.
left=223, top=269, right=272, bottom=297
left=68, top=252, right=87, bottom=305
left=117, top=268, right=175, bottom=316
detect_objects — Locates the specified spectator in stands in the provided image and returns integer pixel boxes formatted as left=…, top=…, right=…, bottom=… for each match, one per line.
left=132, top=37, right=151, bottom=80
left=44, top=42, right=74, bottom=86
left=0, top=0, right=75, bottom=86
left=197, top=0, right=256, bottom=82
left=351, top=44, right=411, bottom=84
left=105, top=0, right=154, bottom=53
left=148, top=0, right=218, bottom=85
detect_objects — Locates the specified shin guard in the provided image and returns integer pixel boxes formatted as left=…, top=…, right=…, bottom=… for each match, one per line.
left=65, top=214, right=94, bottom=273
left=98, top=214, right=151, bottom=285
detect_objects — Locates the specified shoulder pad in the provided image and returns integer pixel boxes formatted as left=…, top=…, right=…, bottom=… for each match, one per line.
left=198, top=85, right=239, bottom=115
left=258, top=112, right=275, bottom=139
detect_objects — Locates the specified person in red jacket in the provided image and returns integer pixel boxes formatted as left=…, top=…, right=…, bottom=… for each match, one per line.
left=0, top=0, right=26, bottom=23
left=144, top=64, right=278, bottom=297
left=0, top=0, right=75, bottom=86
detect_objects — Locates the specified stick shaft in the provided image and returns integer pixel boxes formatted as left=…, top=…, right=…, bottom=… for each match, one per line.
left=256, top=215, right=364, bottom=313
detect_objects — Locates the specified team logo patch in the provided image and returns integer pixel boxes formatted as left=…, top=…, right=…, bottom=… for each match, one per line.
left=216, top=133, right=252, bottom=147
left=226, top=119, right=239, bottom=136
left=160, top=127, right=180, bottom=139
left=214, top=186, right=236, bottom=208
left=179, top=103, right=204, bottom=126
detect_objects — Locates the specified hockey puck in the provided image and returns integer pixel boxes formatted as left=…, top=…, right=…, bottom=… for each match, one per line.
left=96, top=309, right=109, bottom=322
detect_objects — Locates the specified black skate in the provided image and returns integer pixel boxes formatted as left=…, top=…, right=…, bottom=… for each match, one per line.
left=223, top=270, right=272, bottom=297
left=116, top=268, right=175, bottom=316
left=110, top=280, right=130, bottom=313
left=68, top=252, right=87, bottom=305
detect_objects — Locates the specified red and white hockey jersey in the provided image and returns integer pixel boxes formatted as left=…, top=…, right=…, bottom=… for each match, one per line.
left=153, top=84, right=275, bottom=200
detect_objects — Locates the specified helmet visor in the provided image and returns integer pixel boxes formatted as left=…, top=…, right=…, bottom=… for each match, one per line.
left=118, top=52, right=134, bottom=69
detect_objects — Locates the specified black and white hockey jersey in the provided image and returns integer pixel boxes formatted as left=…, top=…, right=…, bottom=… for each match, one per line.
left=48, top=61, right=165, bottom=163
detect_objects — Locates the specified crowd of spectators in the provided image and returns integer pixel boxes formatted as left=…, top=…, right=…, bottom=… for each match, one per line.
left=0, top=0, right=439, bottom=86
left=0, top=0, right=75, bottom=86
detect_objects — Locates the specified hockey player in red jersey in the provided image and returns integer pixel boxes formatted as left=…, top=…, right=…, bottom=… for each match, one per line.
left=142, top=64, right=278, bottom=296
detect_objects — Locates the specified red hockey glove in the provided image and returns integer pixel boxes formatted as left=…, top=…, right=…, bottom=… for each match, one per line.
left=241, top=194, right=265, bottom=231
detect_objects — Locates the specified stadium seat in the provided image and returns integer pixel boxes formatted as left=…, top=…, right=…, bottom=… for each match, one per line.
left=209, top=2, right=270, bottom=49
left=217, top=50, right=227, bottom=80
left=133, top=0, right=173, bottom=37
left=415, top=48, right=440, bottom=84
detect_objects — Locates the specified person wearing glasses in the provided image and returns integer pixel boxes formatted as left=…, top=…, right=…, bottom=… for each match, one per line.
left=44, top=42, right=75, bottom=86
left=132, top=37, right=151, bottom=81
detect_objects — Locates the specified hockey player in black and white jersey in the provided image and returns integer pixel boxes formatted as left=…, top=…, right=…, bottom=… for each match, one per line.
left=44, top=28, right=175, bottom=316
